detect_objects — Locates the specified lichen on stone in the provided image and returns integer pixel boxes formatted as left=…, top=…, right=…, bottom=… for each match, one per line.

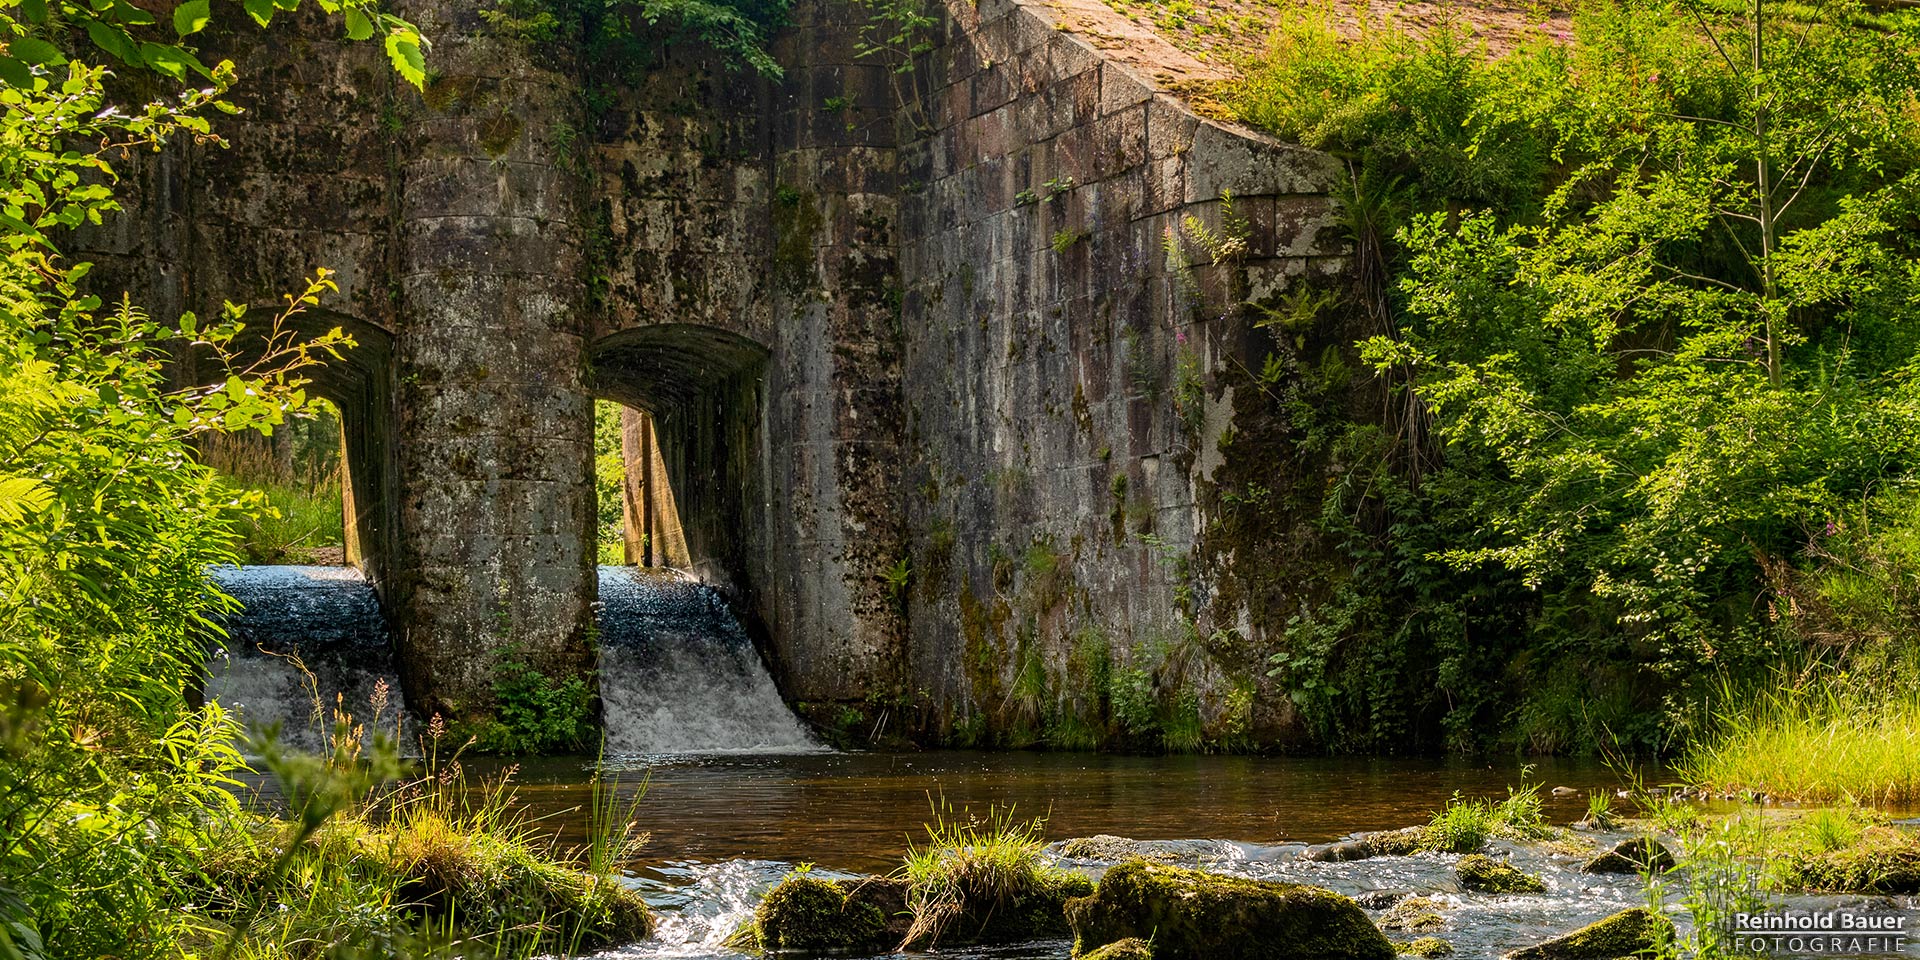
left=1456, top=854, right=1546, bottom=894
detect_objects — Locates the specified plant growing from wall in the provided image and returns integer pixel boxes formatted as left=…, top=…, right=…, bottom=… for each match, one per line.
left=851, top=0, right=938, bottom=133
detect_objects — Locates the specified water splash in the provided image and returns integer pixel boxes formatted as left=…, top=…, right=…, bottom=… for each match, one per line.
left=597, top=567, right=824, bottom=757
left=203, top=564, right=407, bottom=752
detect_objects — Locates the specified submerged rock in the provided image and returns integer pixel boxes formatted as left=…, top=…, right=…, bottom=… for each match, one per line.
left=1456, top=854, right=1546, bottom=893
left=1582, top=837, right=1676, bottom=874
left=1083, top=938, right=1155, bottom=959
left=1301, top=826, right=1433, bottom=861
left=1378, top=895, right=1448, bottom=932
left=1066, top=859, right=1395, bottom=960
left=1506, top=907, right=1675, bottom=960
left=753, top=874, right=904, bottom=955
left=1355, top=889, right=1412, bottom=910
left=1399, top=936, right=1454, bottom=957
left=1054, top=835, right=1240, bottom=865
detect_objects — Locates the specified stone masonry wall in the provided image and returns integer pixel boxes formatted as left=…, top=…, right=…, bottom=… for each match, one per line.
left=88, top=0, right=1354, bottom=747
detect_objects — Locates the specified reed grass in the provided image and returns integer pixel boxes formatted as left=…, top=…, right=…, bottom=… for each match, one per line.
left=1678, top=677, right=1920, bottom=805
left=898, top=799, right=1087, bottom=949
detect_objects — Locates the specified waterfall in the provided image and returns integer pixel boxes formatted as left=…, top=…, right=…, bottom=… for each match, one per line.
left=597, top=566, right=823, bottom=756
left=203, top=564, right=408, bottom=753
left=201, top=564, right=821, bottom=756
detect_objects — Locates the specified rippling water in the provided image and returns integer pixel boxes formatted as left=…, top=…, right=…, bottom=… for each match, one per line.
left=473, top=751, right=1714, bottom=960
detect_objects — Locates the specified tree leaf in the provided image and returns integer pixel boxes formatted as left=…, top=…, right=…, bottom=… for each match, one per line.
left=0, top=56, right=31, bottom=88
left=173, top=0, right=211, bottom=36
left=384, top=33, right=425, bottom=89
left=343, top=8, right=374, bottom=41
left=243, top=0, right=276, bottom=27
left=9, top=38, right=63, bottom=66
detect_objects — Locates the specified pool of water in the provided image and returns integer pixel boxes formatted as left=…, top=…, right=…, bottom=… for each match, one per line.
left=467, top=751, right=1712, bottom=960
left=489, top=751, right=1630, bottom=874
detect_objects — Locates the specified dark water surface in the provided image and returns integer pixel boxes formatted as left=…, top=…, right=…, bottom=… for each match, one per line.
left=488, top=750, right=1629, bottom=874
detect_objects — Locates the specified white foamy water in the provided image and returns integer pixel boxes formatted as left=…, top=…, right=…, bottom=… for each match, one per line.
left=596, top=567, right=825, bottom=757
left=203, top=564, right=410, bottom=752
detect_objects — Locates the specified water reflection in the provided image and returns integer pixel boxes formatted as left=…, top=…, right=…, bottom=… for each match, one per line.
left=486, top=751, right=1629, bottom=873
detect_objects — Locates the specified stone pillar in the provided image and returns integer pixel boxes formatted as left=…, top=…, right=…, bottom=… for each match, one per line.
left=387, top=1, right=597, bottom=723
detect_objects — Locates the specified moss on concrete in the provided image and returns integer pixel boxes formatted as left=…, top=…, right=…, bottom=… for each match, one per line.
left=1506, top=907, right=1674, bottom=960
left=1456, top=854, right=1546, bottom=894
left=1066, top=859, right=1395, bottom=960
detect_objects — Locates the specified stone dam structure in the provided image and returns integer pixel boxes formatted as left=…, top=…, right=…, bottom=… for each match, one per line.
left=90, top=0, right=1354, bottom=747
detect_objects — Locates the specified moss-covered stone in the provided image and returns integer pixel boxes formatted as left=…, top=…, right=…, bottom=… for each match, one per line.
left=755, top=874, right=891, bottom=954
left=1399, top=936, right=1454, bottom=957
left=1581, top=837, right=1675, bottom=875
left=1084, top=938, right=1155, bottom=960
left=1378, top=895, right=1447, bottom=932
left=1774, top=827, right=1920, bottom=893
left=1066, top=859, right=1396, bottom=960
left=1506, top=907, right=1675, bottom=960
left=1457, top=854, right=1546, bottom=894
left=911, top=868, right=1094, bottom=947
left=1302, top=827, right=1433, bottom=862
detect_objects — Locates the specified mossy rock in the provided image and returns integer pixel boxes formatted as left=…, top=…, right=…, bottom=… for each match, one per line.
left=911, top=869, right=1093, bottom=947
left=1066, top=859, right=1395, bottom=960
left=1379, top=895, right=1447, bottom=932
left=1084, top=938, right=1155, bottom=960
left=1457, top=854, right=1546, bottom=894
left=1399, top=937, right=1454, bottom=957
left=1775, top=828, right=1920, bottom=893
left=1303, top=827, right=1432, bottom=861
left=755, top=874, right=891, bottom=954
left=1505, top=907, right=1675, bottom=960
left=1582, top=837, right=1675, bottom=875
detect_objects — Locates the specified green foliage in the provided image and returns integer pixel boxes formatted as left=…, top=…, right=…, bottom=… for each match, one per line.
left=1679, top=672, right=1920, bottom=803
left=481, top=0, right=794, bottom=77
left=594, top=400, right=628, bottom=565
left=1226, top=0, right=1920, bottom=753
left=478, top=656, right=597, bottom=754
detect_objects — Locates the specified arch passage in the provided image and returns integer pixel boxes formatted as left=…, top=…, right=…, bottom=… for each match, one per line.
left=192, top=309, right=396, bottom=587
left=587, top=324, right=768, bottom=595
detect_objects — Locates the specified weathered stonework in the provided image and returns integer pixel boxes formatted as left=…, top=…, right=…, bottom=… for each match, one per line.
left=90, top=0, right=1349, bottom=744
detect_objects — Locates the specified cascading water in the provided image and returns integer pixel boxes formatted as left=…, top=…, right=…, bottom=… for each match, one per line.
left=204, top=564, right=408, bottom=753
left=596, top=566, right=823, bottom=756
left=201, top=563, right=820, bottom=757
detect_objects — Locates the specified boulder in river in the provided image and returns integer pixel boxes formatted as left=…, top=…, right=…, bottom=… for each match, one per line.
left=1506, top=907, right=1675, bottom=960
left=1581, top=837, right=1676, bottom=874
left=1066, top=859, right=1395, bottom=960
left=752, top=874, right=894, bottom=954
left=1399, top=936, right=1454, bottom=957
left=1301, top=826, right=1433, bottom=861
left=1456, top=854, right=1547, bottom=893
left=1378, top=895, right=1448, bottom=932
left=1082, top=938, right=1155, bottom=959
left=1356, top=889, right=1412, bottom=910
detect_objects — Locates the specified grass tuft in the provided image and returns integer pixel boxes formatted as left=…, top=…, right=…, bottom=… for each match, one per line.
left=1679, top=676, right=1920, bottom=805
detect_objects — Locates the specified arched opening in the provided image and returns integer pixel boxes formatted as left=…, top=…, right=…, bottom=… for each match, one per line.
left=188, top=309, right=397, bottom=586
left=586, top=323, right=768, bottom=592
left=596, top=400, right=690, bottom=568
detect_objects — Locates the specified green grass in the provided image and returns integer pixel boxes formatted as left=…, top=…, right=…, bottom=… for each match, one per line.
left=1678, top=677, right=1920, bottom=805
left=899, top=800, right=1085, bottom=948
left=229, top=479, right=346, bottom=564
left=1424, top=779, right=1552, bottom=853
